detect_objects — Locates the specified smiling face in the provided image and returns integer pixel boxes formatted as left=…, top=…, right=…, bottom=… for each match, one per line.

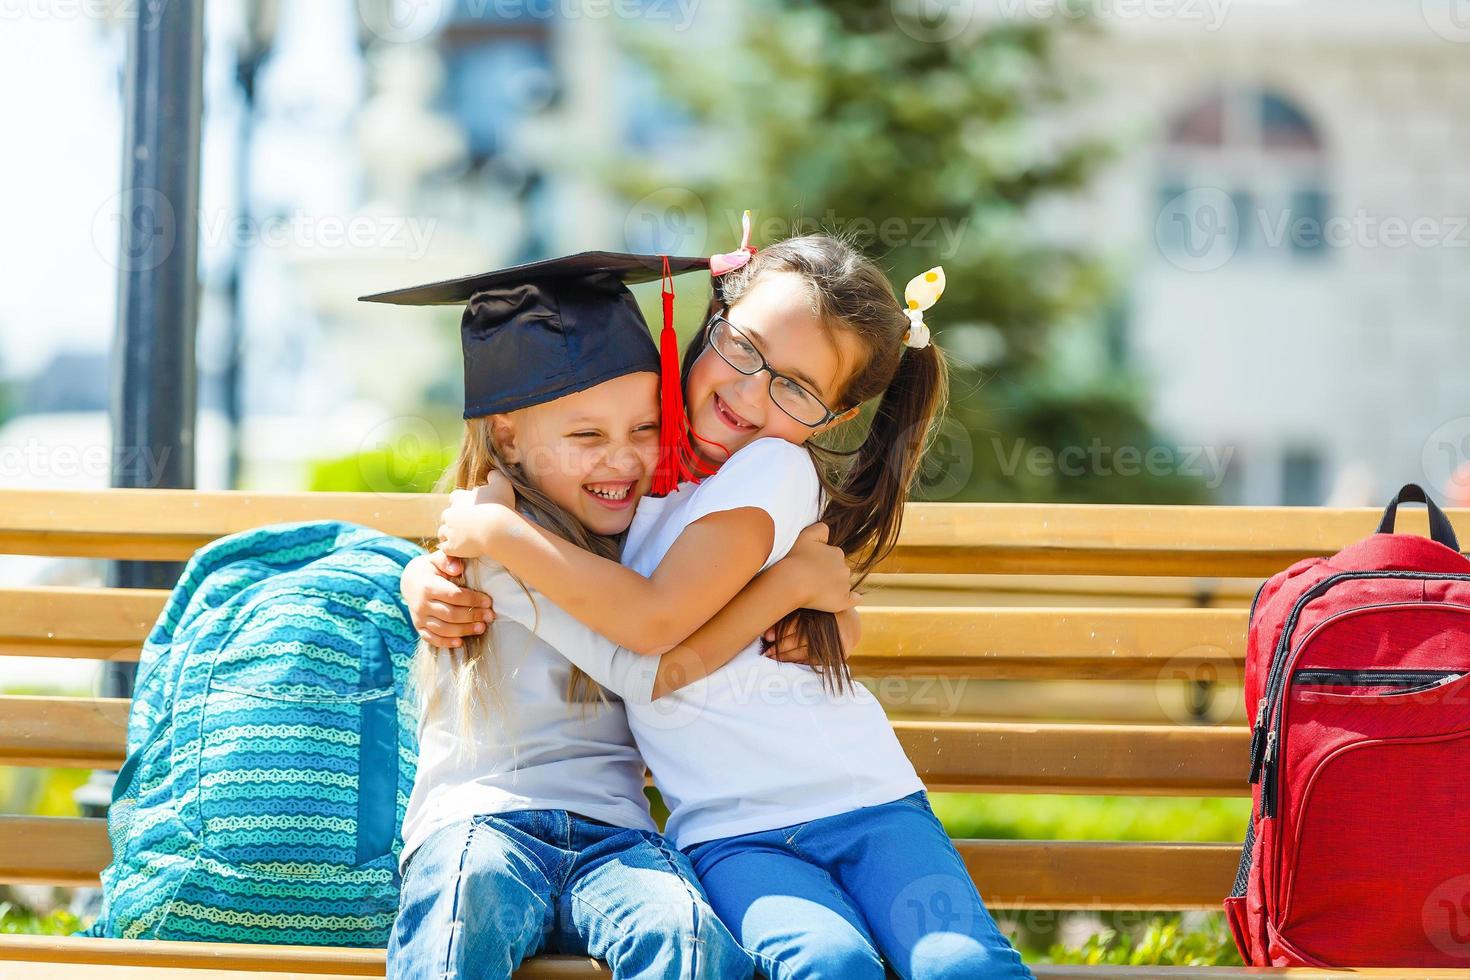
left=491, top=371, right=661, bottom=536
left=684, top=270, right=866, bottom=464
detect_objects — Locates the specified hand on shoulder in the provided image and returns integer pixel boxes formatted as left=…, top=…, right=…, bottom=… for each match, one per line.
left=438, top=472, right=517, bottom=557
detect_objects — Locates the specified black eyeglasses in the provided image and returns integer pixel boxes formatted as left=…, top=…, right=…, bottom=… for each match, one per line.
left=704, top=314, right=842, bottom=428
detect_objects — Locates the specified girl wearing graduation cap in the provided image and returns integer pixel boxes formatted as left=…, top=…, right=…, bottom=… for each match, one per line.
left=410, top=227, right=1033, bottom=980
left=373, top=252, right=861, bottom=980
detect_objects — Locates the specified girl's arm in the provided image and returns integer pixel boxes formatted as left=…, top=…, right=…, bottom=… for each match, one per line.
left=481, top=524, right=857, bottom=703
left=447, top=504, right=771, bottom=655
left=651, top=524, right=855, bottom=697
left=437, top=440, right=819, bottom=655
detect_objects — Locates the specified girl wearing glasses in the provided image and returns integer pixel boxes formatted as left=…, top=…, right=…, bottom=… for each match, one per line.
left=425, top=234, right=1033, bottom=980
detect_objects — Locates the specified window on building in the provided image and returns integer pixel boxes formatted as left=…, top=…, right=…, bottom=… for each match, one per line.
left=1281, top=447, right=1325, bottom=506
left=1213, top=446, right=1244, bottom=505
left=438, top=12, right=556, bottom=165
left=1157, top=87, right=1328, bottom=264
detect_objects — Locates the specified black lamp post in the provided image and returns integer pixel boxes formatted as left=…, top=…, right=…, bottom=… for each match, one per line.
left=74, top=0, right=205, bottom=825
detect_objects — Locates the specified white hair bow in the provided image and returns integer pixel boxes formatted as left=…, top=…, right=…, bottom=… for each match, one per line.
left=902, top=266, right=945, bottom=350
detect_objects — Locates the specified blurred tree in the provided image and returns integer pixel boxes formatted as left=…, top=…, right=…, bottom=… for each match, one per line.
left=617, top=1, right=1210, bottom=504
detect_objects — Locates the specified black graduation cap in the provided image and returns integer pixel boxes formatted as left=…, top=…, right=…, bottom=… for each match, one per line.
left=358, top=251, right=709, bottom=420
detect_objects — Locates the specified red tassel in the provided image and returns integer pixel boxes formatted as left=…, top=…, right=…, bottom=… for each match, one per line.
left=653, top=256, right=723, bottom=496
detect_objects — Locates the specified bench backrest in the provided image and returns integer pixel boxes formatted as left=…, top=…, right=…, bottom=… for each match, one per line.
left=2, top=488, right=1463, bottom=911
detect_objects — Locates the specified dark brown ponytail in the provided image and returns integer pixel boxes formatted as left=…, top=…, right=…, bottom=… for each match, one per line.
left=821, top=337, right=949, bottom=582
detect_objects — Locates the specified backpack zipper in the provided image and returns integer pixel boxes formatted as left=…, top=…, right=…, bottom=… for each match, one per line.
left=1243, top=578, right=1271, bottom=782
left=1292, top=668, right=1462, bottom=689
left=1247, top=577, right=1270, bottom=626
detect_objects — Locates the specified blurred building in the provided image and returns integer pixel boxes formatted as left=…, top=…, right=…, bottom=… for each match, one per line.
left=1047, top=0, right=1470, bottom=505
left=355, top=0, right=1470, bottom=506
left=3, top=0, right=1467, bottom=506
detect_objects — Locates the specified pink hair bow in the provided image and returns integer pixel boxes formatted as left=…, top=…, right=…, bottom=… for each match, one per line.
left=710, top=210, right=757, bottom=276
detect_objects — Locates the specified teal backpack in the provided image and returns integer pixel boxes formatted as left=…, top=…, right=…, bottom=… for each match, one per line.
left=79, top=521, right=424, bottom=946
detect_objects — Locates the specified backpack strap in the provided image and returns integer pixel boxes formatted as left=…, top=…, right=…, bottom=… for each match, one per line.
left=1329, top=482, right=1470, bottom=573
left=1375, top=482, right=1460, bottom=552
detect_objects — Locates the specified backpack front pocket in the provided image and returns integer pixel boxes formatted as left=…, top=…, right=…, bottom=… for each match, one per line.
left=1275, top=669, right=1470, bottom=966
left=194, top=686, right=398, bottom=870
left=178, top=578, right=402, bottom=873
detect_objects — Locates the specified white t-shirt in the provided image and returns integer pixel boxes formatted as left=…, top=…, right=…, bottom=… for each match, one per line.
left=525, top=437, right=923, bottom=849
left=398, top=564, right=662, bottom=873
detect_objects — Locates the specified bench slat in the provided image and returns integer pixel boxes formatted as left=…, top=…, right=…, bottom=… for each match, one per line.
left=0, top=489, right=442, bottom=562
left=0, top=932, right=381, bottom=973
left=9, top=934, right=1466, bottom=979
left=890, top=502, right=1465, bottom=576
left=863, top=573, right=1262, bottom=607
left=0, top=960, right=594, bottom=980
left=0, top=697, right=131, bottom=768
left=0, top=588, right=167, bottom=660
left=899, top=719, right=1245, bottom=795
left=5, top=966, right=367, bottom=980
left=0, top=699, right=1250, bottom=794
left=2, top=489, right=1462, bottom=575
left=0, top=817, right=114, bottom=885
left=0, top=588, right=1247, bottom=680
left=960, top=839, right=1237, bottom=909
left=856, top=606, right=1243, bottom=679
left=0, top=817, right=1237, bottom=909
left=0, top=934, right=599, bottom=978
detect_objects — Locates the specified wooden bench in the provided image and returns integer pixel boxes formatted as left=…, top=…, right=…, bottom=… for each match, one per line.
left=1, top=487, right=1465, bottom=978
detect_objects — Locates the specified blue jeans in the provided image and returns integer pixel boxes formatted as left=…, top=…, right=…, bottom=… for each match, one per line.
left=685, top=791, right=1032, bottom=980
left=389, top=809, right=752, bottom=980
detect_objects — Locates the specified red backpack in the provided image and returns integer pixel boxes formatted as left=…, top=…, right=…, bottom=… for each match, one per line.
left=1225, top=483, right=1470, bottom=966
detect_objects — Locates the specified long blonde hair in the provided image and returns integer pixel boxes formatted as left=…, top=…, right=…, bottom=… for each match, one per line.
left=412, top=415, right=622, bottom=753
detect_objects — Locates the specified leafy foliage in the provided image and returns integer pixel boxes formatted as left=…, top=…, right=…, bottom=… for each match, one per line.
left=1042, top=916, right=1244, bottom=966
left=0, top=903, right=81, bottom=936
left=617, top=2, right=1209, bottom=503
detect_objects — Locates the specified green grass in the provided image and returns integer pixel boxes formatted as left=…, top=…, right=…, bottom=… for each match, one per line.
left=930, top=792, right=1251, bottom=843
left=1039, top=916, right=1243, bottom=966
left=0, top=902, right=81, bottom=936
